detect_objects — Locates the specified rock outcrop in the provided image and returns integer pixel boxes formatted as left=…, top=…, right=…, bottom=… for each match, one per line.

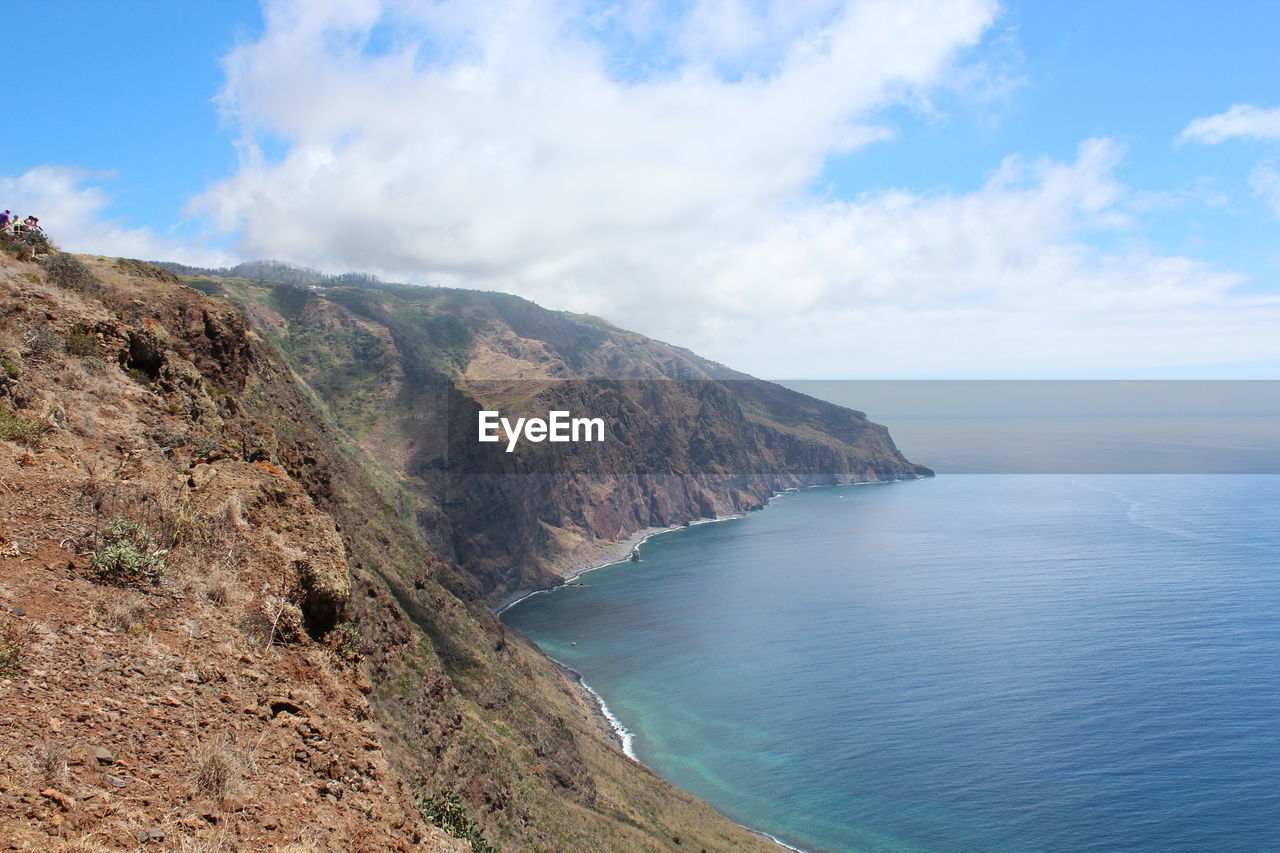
left=189, top=269, right=931, bottom=602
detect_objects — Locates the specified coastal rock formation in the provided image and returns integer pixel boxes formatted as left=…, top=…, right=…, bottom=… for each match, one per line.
left=175, top=265, right=931, bottom=603
left=0, top=252, right=793, bottom=850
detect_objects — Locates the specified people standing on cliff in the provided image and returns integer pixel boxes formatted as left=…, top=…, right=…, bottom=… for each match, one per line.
left=0, top=210, right=9, bottom=231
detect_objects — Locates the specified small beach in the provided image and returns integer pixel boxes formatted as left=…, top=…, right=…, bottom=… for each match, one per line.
left=495, top=513, right=746, bottom=614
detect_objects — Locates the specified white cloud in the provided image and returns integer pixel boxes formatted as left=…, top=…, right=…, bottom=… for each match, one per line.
left=196, top=0, right=1000, bottom=275
left=186, top=0, right=1280, bottom=377
left=1181, top=104, right=1280, bottom=222
left=534, top=139, right=1277, bottom=377
left=0, top=166, right=231, bottom=266
left=1179, top=104, right=1280, bottom=145
left=1249, top=161, right=1280, bottom=215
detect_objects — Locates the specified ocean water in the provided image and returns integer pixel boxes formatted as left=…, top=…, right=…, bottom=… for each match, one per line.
left=502, top=475, right=1280, bottom=853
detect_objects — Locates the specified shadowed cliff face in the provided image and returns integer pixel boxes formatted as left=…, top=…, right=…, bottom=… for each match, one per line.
left=185, top=270, right=930, bottom=602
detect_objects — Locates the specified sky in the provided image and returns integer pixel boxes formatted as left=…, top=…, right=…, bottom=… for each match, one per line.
left=3, top=0, right=1279, bottom=379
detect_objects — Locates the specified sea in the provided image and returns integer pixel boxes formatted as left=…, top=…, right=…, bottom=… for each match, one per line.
left=502, top=475, right=1280, bottom=853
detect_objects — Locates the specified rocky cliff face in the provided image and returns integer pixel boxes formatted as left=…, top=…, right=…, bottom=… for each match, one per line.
left=184, top=271, right=930, bottom=602
left=0, top=252, right=781, bottom=851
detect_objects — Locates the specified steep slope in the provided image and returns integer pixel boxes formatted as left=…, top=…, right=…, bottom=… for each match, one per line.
left=0, top=252, right=780, bottom=851
left=176, top=270, right=930, bottom=603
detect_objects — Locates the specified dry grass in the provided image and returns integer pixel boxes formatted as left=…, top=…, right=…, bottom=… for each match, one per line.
left=204, top=569, right=236, bottom=606
left=0, top=615, right=36, bottom=676
left=174, top=835, right=231, bottom=853
left=44, top=842, right=115, bottom=853
left=278, top=843, right=323, bottom=853
left=30, top=742, right=67, bottom=786
left=93, top=589, right=148, bottom=634
left=192, top=736, right=245, bottom=798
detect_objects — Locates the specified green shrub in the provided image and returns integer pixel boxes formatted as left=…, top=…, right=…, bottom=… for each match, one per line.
left=0, top=404, right=48, bottom=448
left=66, top=323, right=99, bottom=357
left=13, top=229, right=51, bottom=256
left=327, top=622, right=364, bottom=662
left=416, top=789, right=498, bottom=853
left=0, top=357, right=19, bottom=380
left=42, top=253, right=102, bottom=293
left=89, top=520, right=166, bottom=587
left=2, top=241, right=33, bottom=262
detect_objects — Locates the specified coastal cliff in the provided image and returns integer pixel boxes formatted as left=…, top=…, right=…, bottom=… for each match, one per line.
left=0, top=251, right=788, bottom=851
left=0, top=246, right=928, bottom=849
left=170, top=264, right=931, bottom=603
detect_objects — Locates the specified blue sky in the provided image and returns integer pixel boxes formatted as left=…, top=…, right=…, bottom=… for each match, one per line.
left=4, top=2, right=257, bottom=232
left=3, top=0, right=1279, bottom=378
left=820, top=0, right=1280, bottom=278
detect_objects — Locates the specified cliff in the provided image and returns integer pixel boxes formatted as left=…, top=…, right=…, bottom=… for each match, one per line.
left=0, top=251, right=786, bottom=851
left=171, top=267, right=930, bottom=603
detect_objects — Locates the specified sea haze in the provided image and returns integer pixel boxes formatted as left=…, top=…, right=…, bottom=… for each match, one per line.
left=502, top=475, right=1280, bottom=853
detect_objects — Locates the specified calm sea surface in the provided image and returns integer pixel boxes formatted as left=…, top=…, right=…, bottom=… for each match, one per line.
left=502, top=475, right=1280, bottom=852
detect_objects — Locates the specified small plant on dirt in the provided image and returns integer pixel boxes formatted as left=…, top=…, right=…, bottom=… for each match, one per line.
left=0, top=403, right=49, bottom=449
left=89, top=519, right=166, bottom=587
left=93, top=590, right=148, bottom=634
left=65, top=323, right=99, bottom=357
left=81, top=355, right=108, bottom=375
left=326, top=622, right=364, bottom=662
left=415, top=788, right=499, bottom=853
left=22, top=326, right=61, bottom=361
left=155, top=494, right=205, bottom=551
left=0, top=356, right=18, bottom=380
left=30, top=743, right=67, bottom=787
left=192, top=738, right=242, bottom=798
left=191, top=432, right=223, bottom=460
left=204, top=571, right=234, bottom=606
left=0, top=617, right=36, bottom=677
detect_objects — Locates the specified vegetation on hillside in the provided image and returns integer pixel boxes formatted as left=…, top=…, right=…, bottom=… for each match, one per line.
left=0, top=249, right=786, bottom=851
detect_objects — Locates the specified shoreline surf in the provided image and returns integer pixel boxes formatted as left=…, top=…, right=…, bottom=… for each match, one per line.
left=548, top=658, right=813, bottom=853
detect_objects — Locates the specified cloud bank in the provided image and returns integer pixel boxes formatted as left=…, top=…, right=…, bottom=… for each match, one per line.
left=0, top=167, right=230, bottom=267
left=87, top=1, right=1280, bottom=376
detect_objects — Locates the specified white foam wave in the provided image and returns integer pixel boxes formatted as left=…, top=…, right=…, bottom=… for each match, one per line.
left=577, top=675, right=637, bottom=760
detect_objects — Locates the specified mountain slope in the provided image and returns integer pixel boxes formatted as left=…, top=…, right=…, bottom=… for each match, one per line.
left=176, top=268, right=930, bottom=603
left=0, top=251, right=781, bottom=851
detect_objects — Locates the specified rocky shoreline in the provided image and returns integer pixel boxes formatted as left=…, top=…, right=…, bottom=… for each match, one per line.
left=495, top=514, right=746, bottom=615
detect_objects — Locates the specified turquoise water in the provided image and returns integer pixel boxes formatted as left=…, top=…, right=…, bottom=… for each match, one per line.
left=502, top=475, right=1280, bottom=852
